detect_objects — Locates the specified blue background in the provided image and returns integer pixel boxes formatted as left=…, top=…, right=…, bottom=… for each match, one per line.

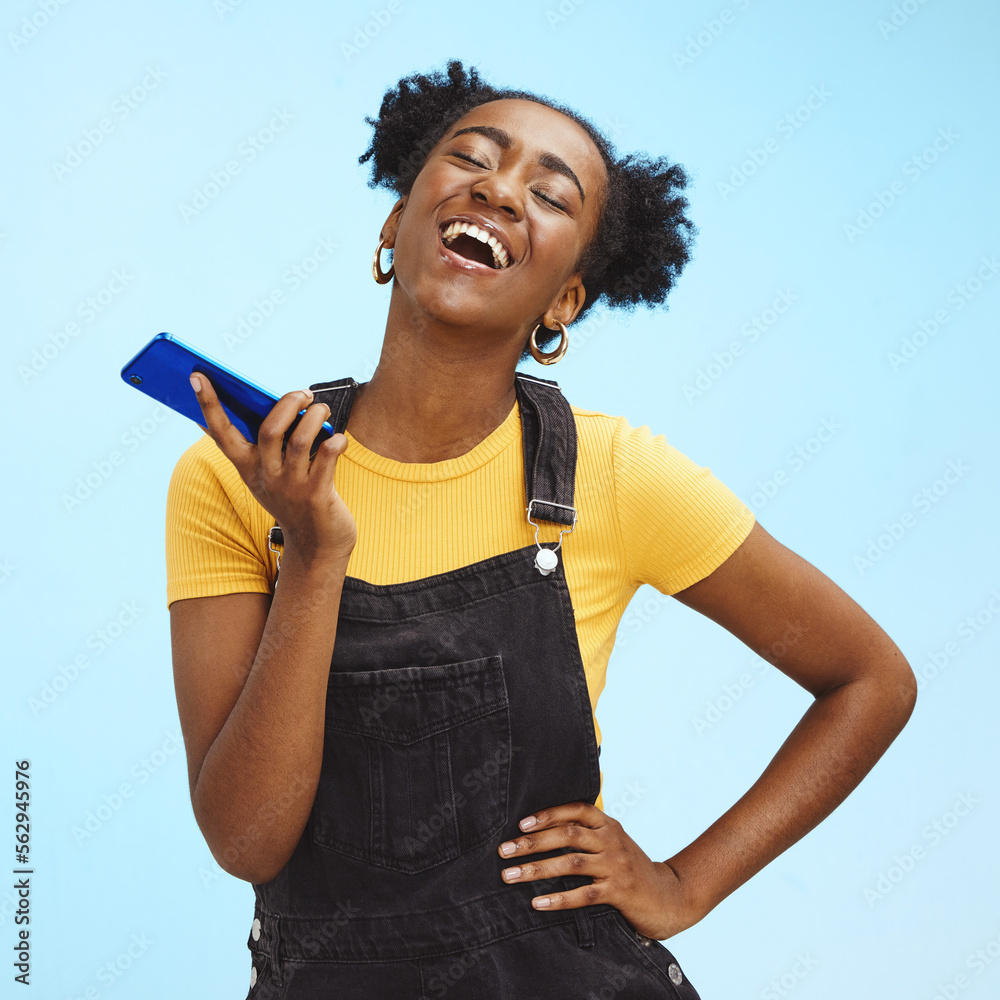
left=2, top=1, right=998, bottom=997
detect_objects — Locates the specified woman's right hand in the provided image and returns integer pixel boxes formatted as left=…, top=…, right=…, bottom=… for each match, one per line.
left=189, top=373, right=357, bottom=567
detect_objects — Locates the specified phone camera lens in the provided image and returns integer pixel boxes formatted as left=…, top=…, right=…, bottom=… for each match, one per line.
left=129, top=374, right=143, bottom=385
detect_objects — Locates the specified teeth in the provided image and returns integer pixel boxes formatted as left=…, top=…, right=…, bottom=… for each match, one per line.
left=441, top=220, right=511, bottom=269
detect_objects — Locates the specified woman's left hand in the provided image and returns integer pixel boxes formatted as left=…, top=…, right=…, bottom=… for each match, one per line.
left=496, top=801, right=703, bottom=941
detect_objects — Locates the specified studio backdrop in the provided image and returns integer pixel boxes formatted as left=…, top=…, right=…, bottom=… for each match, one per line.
left=2, top=1, right=998, bottom=998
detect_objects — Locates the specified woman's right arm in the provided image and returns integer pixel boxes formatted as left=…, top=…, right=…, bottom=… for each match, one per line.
left=169, top=376, right=357, bottom=884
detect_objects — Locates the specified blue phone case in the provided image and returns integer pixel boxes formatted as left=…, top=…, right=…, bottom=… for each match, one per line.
left=119, top=332, right=336, bottom=451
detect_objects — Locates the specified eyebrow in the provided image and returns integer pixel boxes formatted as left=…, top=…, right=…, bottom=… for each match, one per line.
left=448, top=125, right=586, bottom=203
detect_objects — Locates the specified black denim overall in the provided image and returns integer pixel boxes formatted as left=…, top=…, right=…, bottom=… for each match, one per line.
left=246, top=373, right=701, bottom=999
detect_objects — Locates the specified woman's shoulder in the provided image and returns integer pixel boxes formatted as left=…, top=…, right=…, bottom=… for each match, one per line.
left=568, top=402, right=700, bottom=504
left=568, top=401, right=661, bottom=431
left=570, top=398, right=744, bottom=496
left=172, top=431, right=231, bottom=466
left=568, top=403, right=676, bottom=465
left=170, top=433, right=244, bottom=490
left=567, top=401, right=754, bottom=592
left=568, top=403, right=630, bottom=437
left=165, top=434, right=275, bottom=607
left=167, top=433, right=260, bottom=526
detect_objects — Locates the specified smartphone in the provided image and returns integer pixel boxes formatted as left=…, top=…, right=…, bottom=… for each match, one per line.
left=120, top=332, right=335, bottom=455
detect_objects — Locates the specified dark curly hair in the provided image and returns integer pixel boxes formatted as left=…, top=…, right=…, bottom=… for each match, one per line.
left=359, top=60, right=697, bottom=360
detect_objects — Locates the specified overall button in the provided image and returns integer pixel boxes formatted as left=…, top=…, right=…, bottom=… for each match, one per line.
left=251, top=918, right=261, bottom=942
left=250, top=966, right=258, bottom=987
left=668, top=962, right=684, bottom=986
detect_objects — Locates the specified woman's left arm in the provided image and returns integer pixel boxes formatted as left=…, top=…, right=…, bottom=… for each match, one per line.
left=660, top=519, right=917, bottom=930
left=496, top=521, right=917, bottom=939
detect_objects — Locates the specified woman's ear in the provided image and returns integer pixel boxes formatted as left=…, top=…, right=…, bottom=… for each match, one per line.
left=546, top=275, right=587, bottom=329
left=380, top=196, right=408, bottom=249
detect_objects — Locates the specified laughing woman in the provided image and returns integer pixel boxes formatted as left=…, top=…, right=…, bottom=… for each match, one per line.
left=166, top=61, right=916, bottom=998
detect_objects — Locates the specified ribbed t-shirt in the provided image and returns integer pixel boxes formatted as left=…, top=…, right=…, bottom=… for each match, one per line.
left=165, top=399, right=756, bottom=811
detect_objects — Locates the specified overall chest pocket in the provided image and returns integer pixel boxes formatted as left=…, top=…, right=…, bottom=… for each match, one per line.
left=311, top=655, right=512, bottom=875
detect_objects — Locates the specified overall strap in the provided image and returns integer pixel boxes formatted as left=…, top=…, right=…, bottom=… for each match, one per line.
left=308, top=376, right=361, bottom=434
left=514, top=372, right=577, bottom=527
left=267, top=377, right=358, bottom=556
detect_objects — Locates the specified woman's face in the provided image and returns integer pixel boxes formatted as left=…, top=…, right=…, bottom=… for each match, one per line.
left=383, top=98, right=608, bottom=340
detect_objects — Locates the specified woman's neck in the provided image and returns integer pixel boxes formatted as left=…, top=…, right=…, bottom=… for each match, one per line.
left=343, top=298, right=524, bottom=464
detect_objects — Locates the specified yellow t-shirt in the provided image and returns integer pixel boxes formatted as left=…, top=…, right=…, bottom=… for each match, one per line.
left=165, top=399, right=755, bottom=812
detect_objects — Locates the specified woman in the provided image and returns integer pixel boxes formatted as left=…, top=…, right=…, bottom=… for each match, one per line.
left=166, top=61, right=917, bottom=998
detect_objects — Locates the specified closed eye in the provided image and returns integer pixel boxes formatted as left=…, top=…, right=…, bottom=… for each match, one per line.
left=533, top=190, right=566, bottom=211
left=451, top=151, right=488, bottom=169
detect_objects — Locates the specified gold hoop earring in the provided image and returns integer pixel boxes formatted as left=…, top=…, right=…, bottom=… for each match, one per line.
left=372, top=238, right=394, bottom=284
left=529, top=320, right=569, bottom=365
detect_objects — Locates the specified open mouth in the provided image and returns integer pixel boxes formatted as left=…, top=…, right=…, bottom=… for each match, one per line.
left=440, top=220, right=511, bottom=270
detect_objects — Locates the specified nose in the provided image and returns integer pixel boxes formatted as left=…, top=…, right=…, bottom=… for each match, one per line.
left=471, top=171, right=523, bottom=222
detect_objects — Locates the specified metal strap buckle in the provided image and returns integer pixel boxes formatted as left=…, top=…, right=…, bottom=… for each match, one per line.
left=525, top=499, right=577, bottom=576
left=268, top=525, right=283, bottom=572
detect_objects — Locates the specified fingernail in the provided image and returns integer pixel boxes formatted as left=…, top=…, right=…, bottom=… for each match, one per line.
left=519, top=816, right=537, bottom=830
left=189, top=374, right=202, bottom=392
left=503, top=867, right=521, bottom=881
left=500, top=842, right=516, bottom=856
left=533, top=897, right=550, bottom=908
left=300, top=389, right=314, bottom=399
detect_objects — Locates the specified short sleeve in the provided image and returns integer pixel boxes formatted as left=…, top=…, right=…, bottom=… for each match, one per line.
left=164, top=435, right=276, bottom=608
left=612, top=417, right=755, bottom=594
